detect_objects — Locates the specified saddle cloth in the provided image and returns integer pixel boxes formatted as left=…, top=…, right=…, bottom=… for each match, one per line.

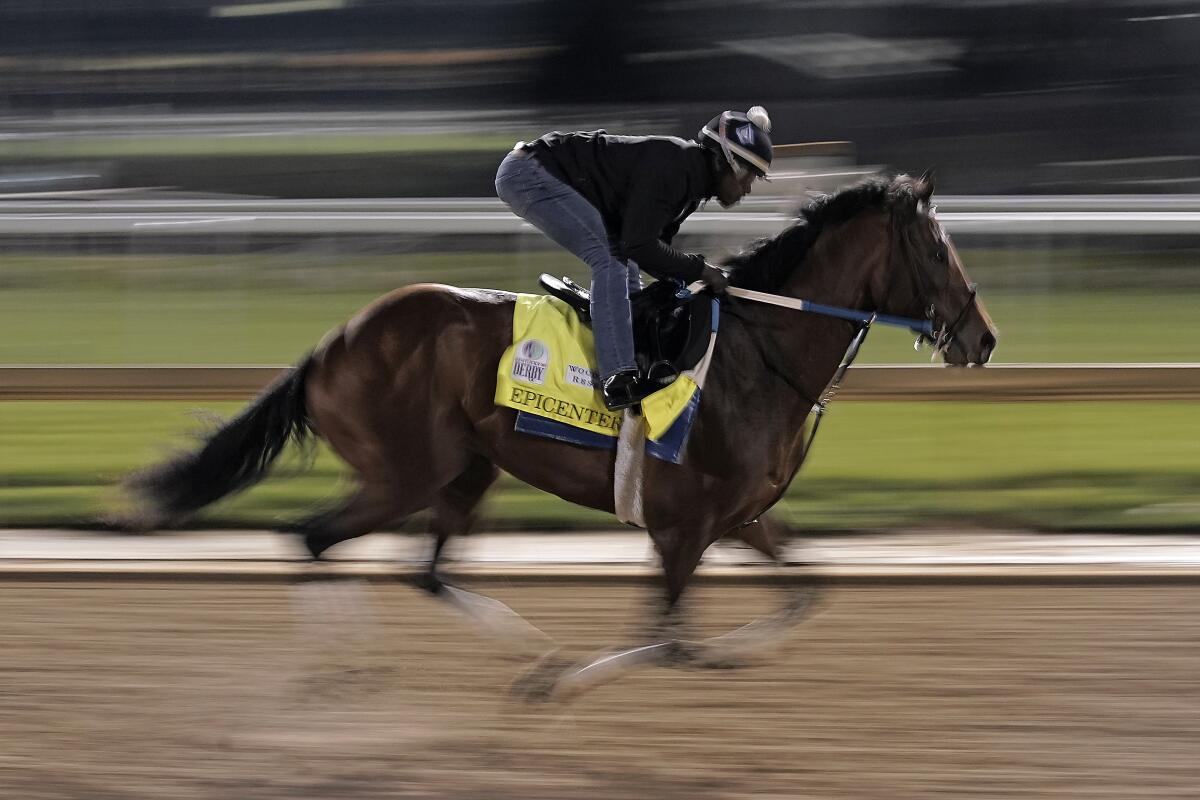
left=494, top=293, right=719, bottom=464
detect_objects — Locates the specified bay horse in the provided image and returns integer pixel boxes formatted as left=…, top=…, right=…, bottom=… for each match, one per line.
left=128, top=173, right=996, bottom=697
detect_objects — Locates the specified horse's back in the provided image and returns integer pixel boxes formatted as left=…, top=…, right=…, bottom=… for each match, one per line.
left=306, top=283, right=516, bottom=429
left=344, top=282, right=513, bottom=337
left=319, top=281, right=511, bottom=356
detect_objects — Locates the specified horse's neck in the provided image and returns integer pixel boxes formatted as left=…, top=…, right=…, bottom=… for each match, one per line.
left=694, top=218, right=886, bottom=498
left=787, top=211, right=887, bottom=311
left=749, top=213, right=888, bottom=400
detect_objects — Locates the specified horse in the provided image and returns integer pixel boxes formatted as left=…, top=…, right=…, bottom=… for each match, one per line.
left=127, top=172, right=997, bottom=698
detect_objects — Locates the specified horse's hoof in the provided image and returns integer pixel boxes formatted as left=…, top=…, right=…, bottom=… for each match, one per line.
left=510, top=675, right=557, bottom=703
left=691, top=650, right=758, bottom=670
left=662, top=639, right=701, bottom=666
left=510, top=652, right=572, bottom=703
left=302, top=532, right=331, bottom=562
left=406, top=571, right=445, bottom=596
left=280, top=525, right=325, bottom=563
left=772, top=587, right=824, bottom=629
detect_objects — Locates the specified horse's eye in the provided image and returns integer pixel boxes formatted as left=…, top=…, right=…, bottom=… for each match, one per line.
left=934, top=248, right=948, bottom=264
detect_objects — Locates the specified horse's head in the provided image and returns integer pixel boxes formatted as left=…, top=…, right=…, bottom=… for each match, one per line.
left=883, top=172, right=998, bottom=366
left=726, top=172, right=998, bottom=365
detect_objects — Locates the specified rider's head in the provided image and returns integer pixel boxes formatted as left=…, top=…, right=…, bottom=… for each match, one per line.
left=699, top=106, right=773, bottom=208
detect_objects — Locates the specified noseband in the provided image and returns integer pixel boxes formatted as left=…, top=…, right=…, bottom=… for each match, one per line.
left=919, top=283, right=978, bottom=355
left=896, top=211, right=978, bottom=357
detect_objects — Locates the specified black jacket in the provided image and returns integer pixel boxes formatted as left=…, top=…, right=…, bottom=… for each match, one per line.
left=526, top=130, right=717, bottom=282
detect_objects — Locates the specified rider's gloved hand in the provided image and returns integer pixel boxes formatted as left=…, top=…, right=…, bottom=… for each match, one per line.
left=700, top=263, right=729, bottom=294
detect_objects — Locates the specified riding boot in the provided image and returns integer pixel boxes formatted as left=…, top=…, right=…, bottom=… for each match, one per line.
left=600, top=368, right=658, bottom=411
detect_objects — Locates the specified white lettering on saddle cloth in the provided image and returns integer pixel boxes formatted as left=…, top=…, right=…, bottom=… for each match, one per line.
left=565, top=363, right=599, bottom=389
left=511, top=338, right=549, bottom=385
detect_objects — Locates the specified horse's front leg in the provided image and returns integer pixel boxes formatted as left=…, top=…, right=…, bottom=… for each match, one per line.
left=553, top=517, right=822, bottom=690
left=687, top=515, right=824, bottom=668
left=648, top=524, right=716, bottom=652
left=512, top=518, right=823, bottom=702
left=513, top=523, right=715, bottom=701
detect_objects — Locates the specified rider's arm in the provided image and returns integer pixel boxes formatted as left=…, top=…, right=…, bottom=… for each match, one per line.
left=617, top=158, right=706, bottom=282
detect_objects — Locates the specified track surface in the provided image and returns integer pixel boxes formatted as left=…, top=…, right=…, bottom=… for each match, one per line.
left=2, top=575, right=1198, bottom=799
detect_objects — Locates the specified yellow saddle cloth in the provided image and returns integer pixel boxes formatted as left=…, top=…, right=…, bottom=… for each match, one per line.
left=494, top=294, right=699, bottom=441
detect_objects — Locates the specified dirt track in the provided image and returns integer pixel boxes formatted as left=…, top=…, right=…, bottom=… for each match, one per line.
left=2, top=575, right=1198, bottom=799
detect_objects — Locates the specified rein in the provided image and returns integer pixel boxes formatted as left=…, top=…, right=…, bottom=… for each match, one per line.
left=682, top=207, right=972, bottom=458
left=802, top=311, right=871, bottom=452
left=723, top=286, right=934, bottom=337
left=685, top=278, right=893, bottom=458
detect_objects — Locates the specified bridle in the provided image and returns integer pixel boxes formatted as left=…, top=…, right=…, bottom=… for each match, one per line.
left=923, top=284, right=978, bottom=355
left=692, top=200, right=981, bottom=459
left=895, top=206, right=979, bottom=359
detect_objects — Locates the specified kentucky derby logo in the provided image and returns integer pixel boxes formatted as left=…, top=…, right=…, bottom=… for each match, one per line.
left=512, top=338, right=550, bottom=385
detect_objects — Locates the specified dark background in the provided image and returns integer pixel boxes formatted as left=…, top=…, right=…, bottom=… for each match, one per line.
left=1, top=0, right=1198, bottom=195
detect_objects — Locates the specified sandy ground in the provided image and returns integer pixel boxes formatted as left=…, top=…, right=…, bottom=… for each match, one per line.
left=1, top=575, right=1198, bottom=799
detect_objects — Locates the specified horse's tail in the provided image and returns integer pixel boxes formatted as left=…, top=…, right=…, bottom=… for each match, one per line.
left=126, top=356, right=314, bottom=527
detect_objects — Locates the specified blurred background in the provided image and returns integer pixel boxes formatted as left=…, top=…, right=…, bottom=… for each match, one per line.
left=1, top=0, right=1198, bottom=532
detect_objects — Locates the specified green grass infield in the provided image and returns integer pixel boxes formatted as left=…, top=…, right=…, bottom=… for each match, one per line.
left=3, top=251, right=1199, bottom=364
left=2, top=400, right=1196, bottom=532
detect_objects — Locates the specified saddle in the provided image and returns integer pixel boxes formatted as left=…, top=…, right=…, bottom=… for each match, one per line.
left=537, top=273, right=714, bottom=382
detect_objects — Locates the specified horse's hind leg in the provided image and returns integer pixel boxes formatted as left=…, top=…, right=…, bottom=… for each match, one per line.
left=294, top=482, right=418, bottom=561
left=414, top=455, right=556, bottom=660
left=287, top=483, right=415, bottom=691
left=411, top=453, right=498, bottom=593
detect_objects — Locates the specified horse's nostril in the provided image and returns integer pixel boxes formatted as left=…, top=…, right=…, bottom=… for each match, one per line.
left=980, top=331, right=997, bottom=361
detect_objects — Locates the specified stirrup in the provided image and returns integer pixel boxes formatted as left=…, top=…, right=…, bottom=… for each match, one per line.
left=601, top=370, right=655, bottom=412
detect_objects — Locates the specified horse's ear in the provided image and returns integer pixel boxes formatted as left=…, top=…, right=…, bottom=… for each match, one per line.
left=916, top=169, right=936, bottom=202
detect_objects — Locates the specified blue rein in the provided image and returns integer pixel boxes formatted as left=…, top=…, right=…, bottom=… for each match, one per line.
left=799, top=300, right=934, bottom=337
left=681, top=281, right=936, bottom=337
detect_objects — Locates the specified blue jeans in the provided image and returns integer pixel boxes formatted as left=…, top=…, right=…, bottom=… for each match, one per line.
left=495, top=150, right=641, bottom=379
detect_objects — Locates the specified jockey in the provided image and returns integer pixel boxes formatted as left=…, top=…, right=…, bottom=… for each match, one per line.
left=495, top=107, right=774, bottom=411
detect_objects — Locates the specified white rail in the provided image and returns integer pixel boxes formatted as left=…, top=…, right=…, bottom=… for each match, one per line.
left=0, top=197, right=1199, bottom=235
left=0, top=210, right=1198, bottom=236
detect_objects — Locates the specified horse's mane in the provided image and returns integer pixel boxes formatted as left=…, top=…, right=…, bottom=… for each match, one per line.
left=725, top=175, right=903, bottom=292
